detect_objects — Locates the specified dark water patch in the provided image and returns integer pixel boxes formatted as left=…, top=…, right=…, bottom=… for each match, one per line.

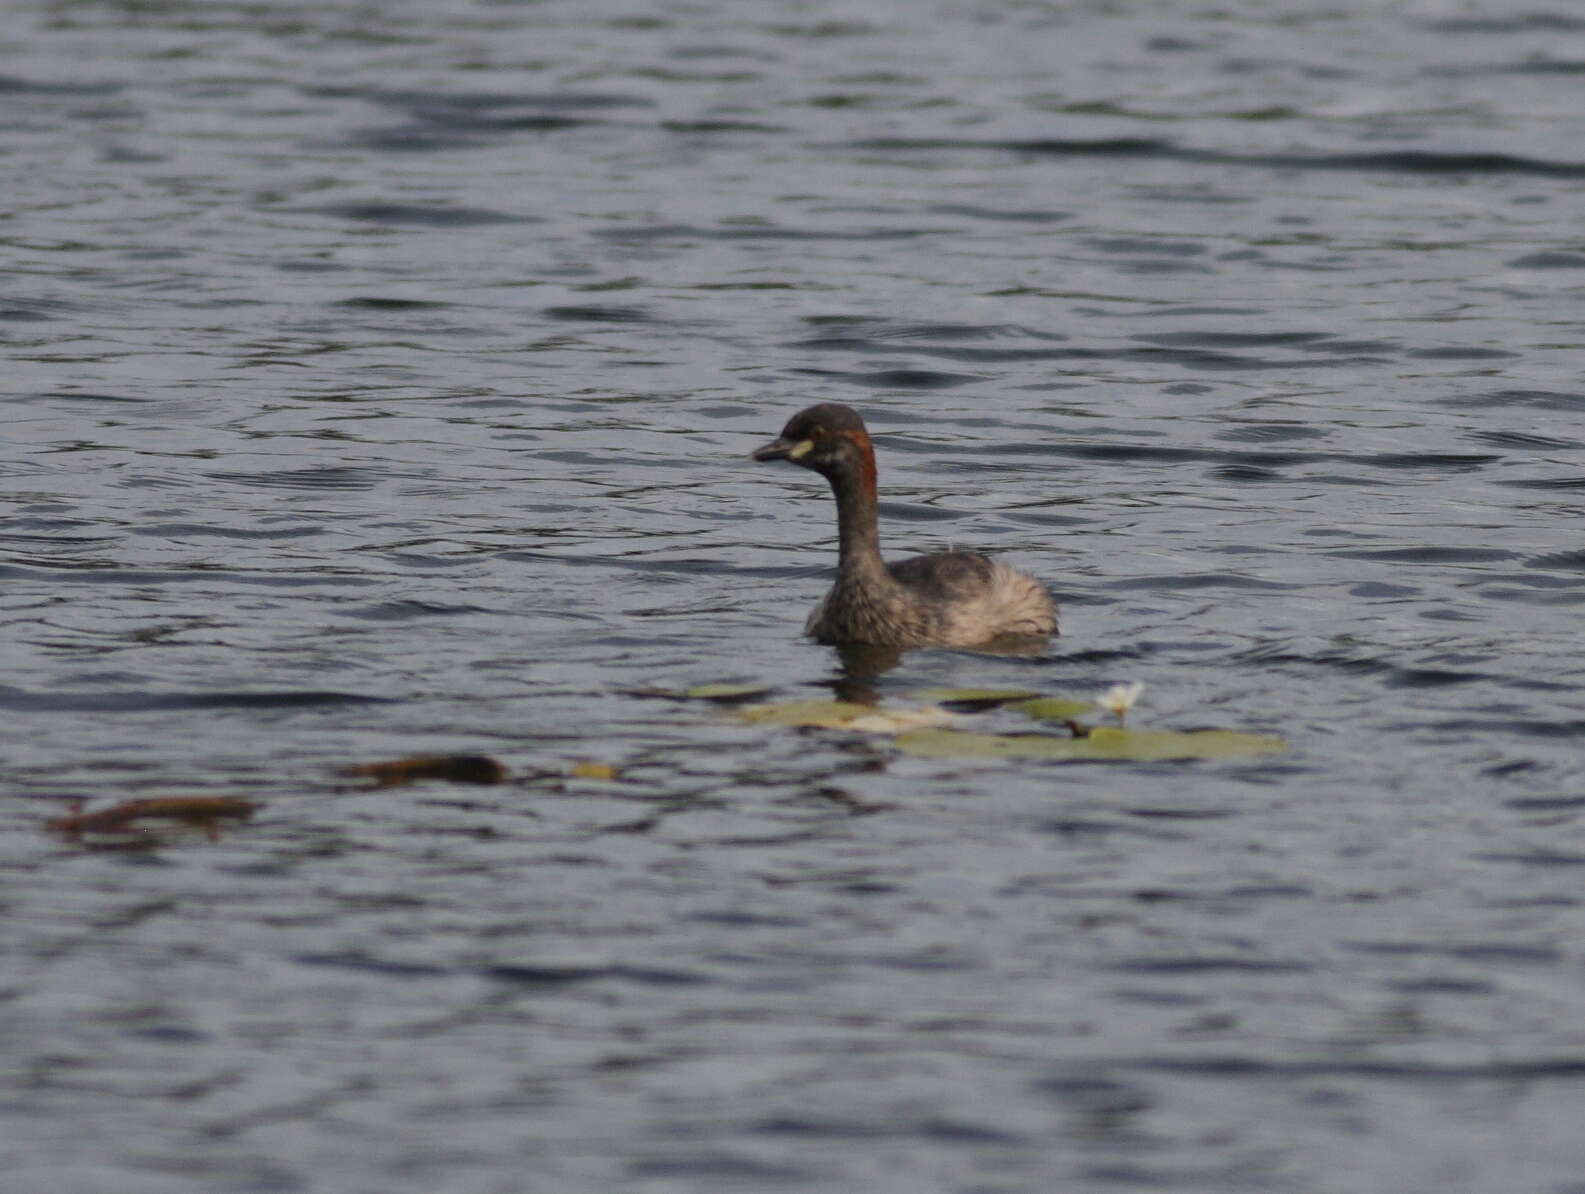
left=752, top=1115, right=893, bottom=1140
left=1467, top=429, right=1581, bottom=450
left=1388, top=977, right=1496, bottom=996
left=1406, top=346, right=1518, bottom=360
left=1325, top=546, right=1517, bottom=565
left=336, top=296, right=451, bottom=311
left=130, top=522, right=327, bottom=541
left=1113, top=956, right=1311, bottom=975
left=487, top=963, right=710, bottom=987
left=1385, top=665, right=1486, bottom=689
left=1035, top=1074, right=1154, bottom=1120
left=1215, top=424, right=1331, bottom=443
left=0, top=529, right=119, bottom=549
left=926, top=203, right=1071, bottom=223
left=1134, top=330, right=1328, bottom=348
left=1235, top=648, right=1470, bottom=686
left=802, top=313, right=887, bottom=328
left=626, top=1154, right=813, bottom=1183
left=541, top=304, right=650, bottom=322
left=1103, top=573, right=1299, bottom=593
left=1209, top=464, right=1284, bottom=482
left=1087, top=238, right=1207, bottom=257
left=500, top=549, right=757, bottom=579
left=1037, top=817, right=1186, bottom=841
left=1360, top=452, right=1500, bottom=471
left=1426, top=717, right=1585, bottom=739
left=1301, top=338, right=1403, bottom=355
left=372, top=88, right=654, bottom=112
left=1122, top=802, right=1242, bottom=818
left=1444, top=943, right=1560, bottom=964
left=343, top=126, right=488, bottom=152
left=201, top=467, right=384, bottom=491
left=294, top=953, right=451, bottom=979
left=752, top=1113, right=1017, bottom=1146
left=0, top=304, right=59, bottom=322
left=838, top=136, right=1585, bottom=179
left=1460, top=58, right=1585, bottom=77
left=662, top=119, right=788, bottom=133
left=787, top=334, right=1383, bottom=371
left=1496, top=476, right=1585, bottom=491
left=1503, top=795, right=1585, bottom=811
left=0, top=75, right=123, bottom=96
left=1437, top=388, right=1585, bottom=411
left=0, top=685, right=395, bottom=714
left=1527, top=551, right=1585, bottom=572
left=309, top=86, right=650, bottom=138
left=1345, top=938, right=1551, bottom=960
left=989, top=443, right=1312, bottom=466
left=594, top=222, right=937, bottom=243
left=1508, top=251, right=1585, bottom=269
left=342, top=600, right=491, bottom=621
left=34, top=391, right=146, bottom=404
left=1120, top=1055, right=1585, bottom=1080
left=1426, top=14, right=1585, bottom=33
left=793, top=367, right=983, bottom=390
left=799, top=317, right=1062, bottom=343
left=877, top=501, right=970, bottom=524
left=1350, top=582, right=1419, bottom=598
left=1474, top=850, right=1585, bottom=868
left=1131, top=305, right=1266, bottom=318
left=282, top=202, right=536, bottom=228
left=1003, top=510, right=1097, bottom=528
left=0, top=562, right=379, bottom=588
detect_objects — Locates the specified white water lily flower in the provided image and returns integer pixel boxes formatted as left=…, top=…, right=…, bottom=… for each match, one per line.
left=1096, top=681, right=1145, bottom=722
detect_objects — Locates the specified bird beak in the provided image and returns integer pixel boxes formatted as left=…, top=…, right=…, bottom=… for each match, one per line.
left=751, top=436, right=812, bottom=463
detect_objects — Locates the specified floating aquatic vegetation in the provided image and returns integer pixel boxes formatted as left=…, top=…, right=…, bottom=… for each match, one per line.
left=682, top=683, right=775, bottom=702
left=736, top=700, right=956, bottom=733
left=708, top=679, right=1282, bottom=761
left=894, top=725, right=1286, bottom=761
left=46, top=796, right=258, bottom=842
left=1011, top=697, right=1095, bottom=722
left=911, top=687, right=1043, bottom=710
left=342, top=754, right=509, bottom=787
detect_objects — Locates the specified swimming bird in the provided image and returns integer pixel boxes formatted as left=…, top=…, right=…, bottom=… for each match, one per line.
left=751, top=403, right=1057, bottom=647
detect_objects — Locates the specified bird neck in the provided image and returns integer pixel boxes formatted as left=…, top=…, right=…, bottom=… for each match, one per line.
left=826, top=437, right=889, bottom=581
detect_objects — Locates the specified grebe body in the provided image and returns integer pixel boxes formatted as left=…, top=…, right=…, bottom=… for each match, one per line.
left=752, top=403, right=1057, bottom=648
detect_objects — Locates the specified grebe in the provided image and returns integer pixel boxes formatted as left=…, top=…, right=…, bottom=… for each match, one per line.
left=752, top=403, right=1058, bottom=647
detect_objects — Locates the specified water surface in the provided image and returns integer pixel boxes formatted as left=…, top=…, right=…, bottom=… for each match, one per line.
left=6, top=2, right=1585, bottom=1191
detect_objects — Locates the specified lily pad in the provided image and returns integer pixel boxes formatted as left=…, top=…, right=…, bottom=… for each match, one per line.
left=894, top=726, right=1287, bottom=761
left=913, top=687, right=1043, bottom=710
left=737, top=700, right=955, bottom=733
left=683, top=683, right=774, bottom=702
left=1012, top=697, right=1095, bottom=722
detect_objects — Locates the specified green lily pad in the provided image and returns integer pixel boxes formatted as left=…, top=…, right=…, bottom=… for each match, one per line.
left=683, top=683, right=774, bottom=702
left=737, top=700, right=954, bottom=732
left=913, top=687, right=1042, bottom=709
left=1012, top=697, right=1095, bottom=722
left=893, top=725, right=1287, bottom=761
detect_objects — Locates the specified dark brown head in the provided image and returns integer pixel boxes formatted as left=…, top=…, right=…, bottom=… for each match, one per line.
left=751, top=404, right=875, bottom=483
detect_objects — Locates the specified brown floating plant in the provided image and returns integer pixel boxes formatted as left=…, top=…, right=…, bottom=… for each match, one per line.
left=341, top=754, right=510, bottom=788
left=46, top=796, right=258, bottom=842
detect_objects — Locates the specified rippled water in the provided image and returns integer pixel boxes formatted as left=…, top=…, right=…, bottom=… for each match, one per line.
left=7, top=2, right=1585, bottom=1190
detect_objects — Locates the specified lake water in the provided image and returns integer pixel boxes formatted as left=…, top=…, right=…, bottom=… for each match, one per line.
left=6, top=1, right=1585, bottom=1191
